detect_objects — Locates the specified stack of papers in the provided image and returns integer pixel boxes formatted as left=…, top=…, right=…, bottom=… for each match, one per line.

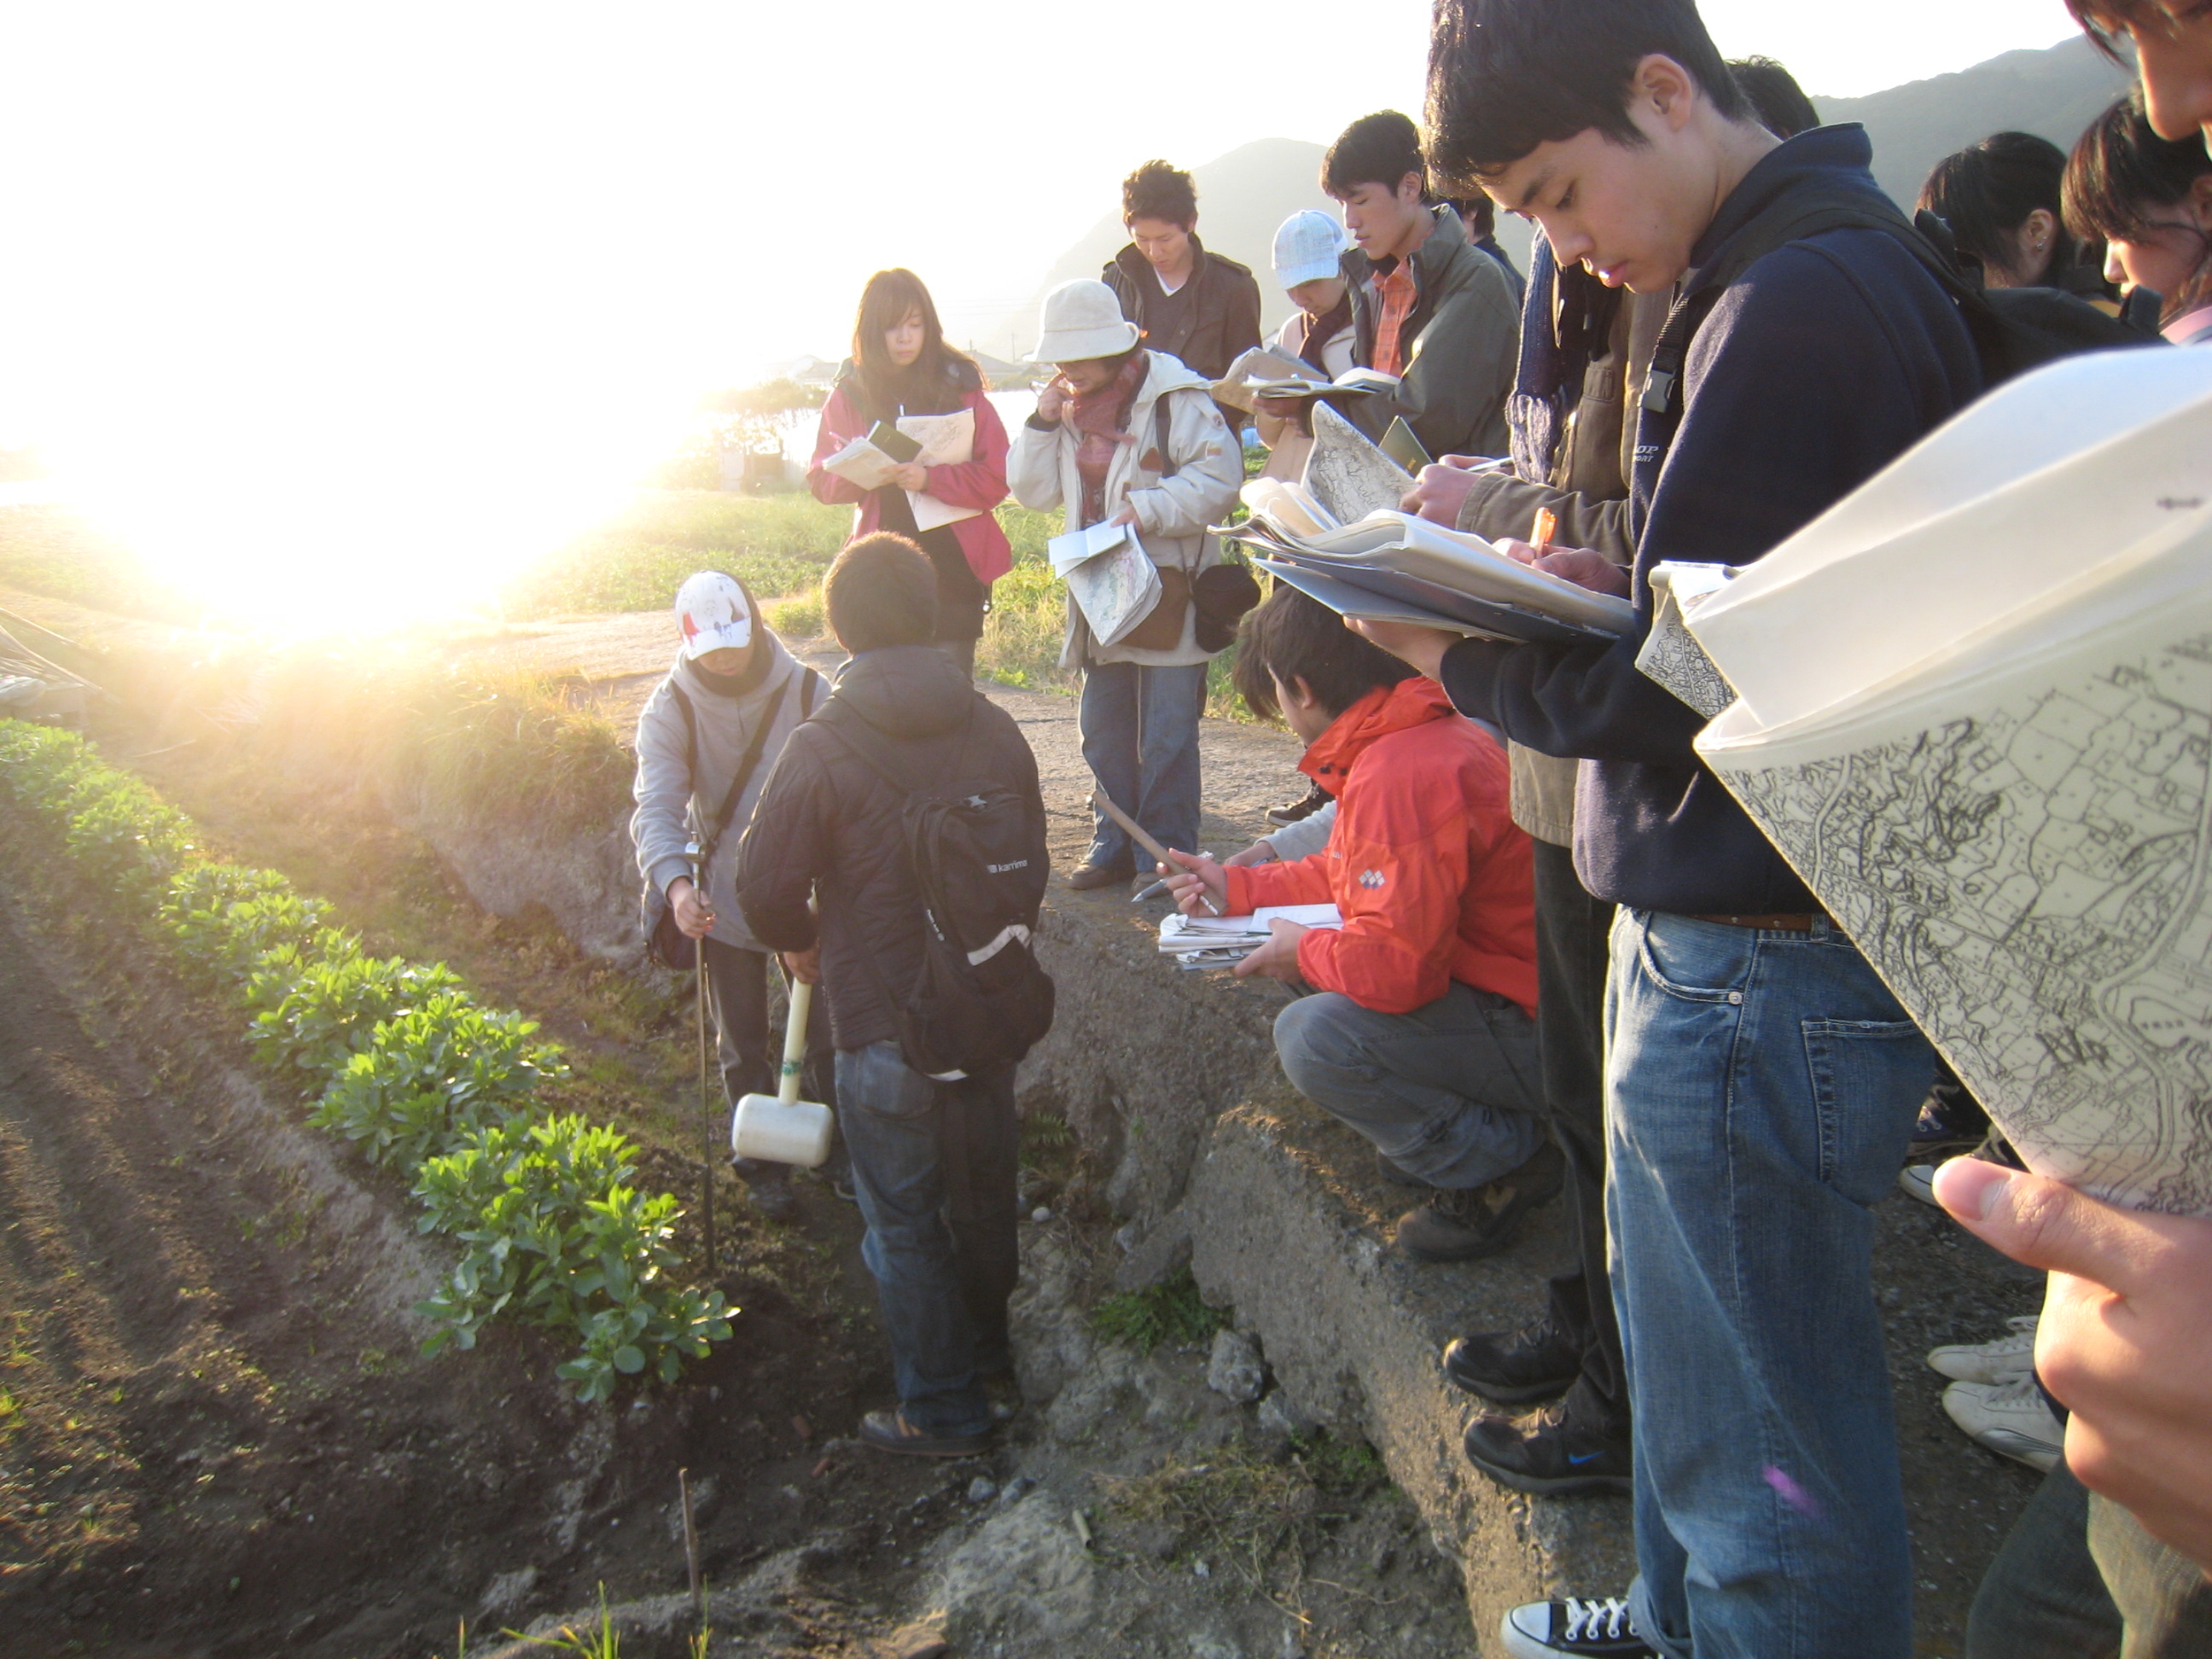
left=1210, top=348, right=1398, bottom=413
left=1671, top=347, right=2212, bottom=1215
left=1217, top=404, right=1630, bottom=645
left=819, top=409, right=980, bottom=532
left=1048, top=521, right=1161, bottom=648
left=1230, top=509, right=1633, bottom=645
left=1158, top=904, right=1343, bottom=969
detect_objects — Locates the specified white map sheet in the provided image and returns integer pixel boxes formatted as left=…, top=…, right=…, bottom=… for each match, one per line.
left=1680, top=349, right=2212, bottom=1214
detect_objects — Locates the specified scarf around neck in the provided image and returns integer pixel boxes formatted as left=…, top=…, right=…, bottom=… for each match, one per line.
left=1069, top=350, right=1149, bottom=527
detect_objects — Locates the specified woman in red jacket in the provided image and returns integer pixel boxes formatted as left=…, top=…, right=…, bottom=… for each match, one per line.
left=807, top=269, right=1013, bottom=675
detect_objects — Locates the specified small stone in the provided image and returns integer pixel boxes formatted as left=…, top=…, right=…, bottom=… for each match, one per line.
left=1371, top=1544, right=1395, bottom=1575
left=1205, top=1330, right=1265, bottom=1404
left=1032, top=1207, right=1053, bottom=1223
left=999, top=1475, right=1035, bottom=1505
left=967, top=1476, right=998, bottom=1504
left=1193, top=1557, right=1211, bottom=1579
left=1256, top=1393, right=1316, bottom=1438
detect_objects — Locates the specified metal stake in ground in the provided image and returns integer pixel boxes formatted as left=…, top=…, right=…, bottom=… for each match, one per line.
left=689, top=843, right=717, bottom=1278
left=678, top=1466, right=704, bottom=1627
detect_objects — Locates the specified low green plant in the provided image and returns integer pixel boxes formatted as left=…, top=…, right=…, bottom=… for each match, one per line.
left=309, top=993, right=565, bottom=1170
left=765, top=591, right=824, bottom=640
left=1090, top=1266, right=1228, bottom=1354
left=247, top=941, right=469, bottom=1084
left=414, top=1116, right=733, bottom=1402
left=504, top=1583, right=622, bottom=1656
left=158, top=864, right=331, bottom=981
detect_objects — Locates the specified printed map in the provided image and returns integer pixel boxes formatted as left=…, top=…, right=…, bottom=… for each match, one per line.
left=1725, top=634, right=2212, bottom=1214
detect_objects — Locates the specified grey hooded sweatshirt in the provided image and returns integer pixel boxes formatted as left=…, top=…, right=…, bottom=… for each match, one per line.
left=631, top=630, right=821, bottom=953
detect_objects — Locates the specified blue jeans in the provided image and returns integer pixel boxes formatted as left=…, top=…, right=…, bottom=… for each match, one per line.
left=1079, top=660, right=1206, bottom=869
left=1606, top=910, right=1932, bottom=1659
left=1275, top=982, right=1545, bottom=1187
left=834, top=1042, right=1017, bottom=1438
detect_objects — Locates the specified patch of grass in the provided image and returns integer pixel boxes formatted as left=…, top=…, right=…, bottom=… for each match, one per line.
left=765, top=592, right=824, bottom=641
left=503, top=492, right=847, bottom=618
left=0, top=505, right=196, bottom=622
left=1100, top=1441, right=1315, bottom=1580
left=1089, top=1266, right=1227, bottom=1354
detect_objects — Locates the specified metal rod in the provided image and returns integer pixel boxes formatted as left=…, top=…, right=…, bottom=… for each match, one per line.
left=696, top=942, right=716, bottom=1277
left=679, top=1467, right=703, bottom=1626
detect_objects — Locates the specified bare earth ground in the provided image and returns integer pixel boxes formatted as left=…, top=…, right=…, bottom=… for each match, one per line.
left=0, top=593, right=2046, bottom=1655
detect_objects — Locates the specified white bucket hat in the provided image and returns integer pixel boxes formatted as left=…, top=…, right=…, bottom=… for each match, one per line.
left=1031, top=278, right=1141, bottom=364
left=673, top=570, right=754, bottom=658
left=1273, top=209, right=1348, bottom=289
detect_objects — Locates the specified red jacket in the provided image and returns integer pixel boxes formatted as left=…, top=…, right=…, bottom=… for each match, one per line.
left=806, top=378, right=1014, bottom=585
left=1225, top=678, right=1537, bottom=1017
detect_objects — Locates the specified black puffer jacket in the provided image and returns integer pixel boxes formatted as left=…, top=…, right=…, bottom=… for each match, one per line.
left=736, top=645, right=1047, bottom=1051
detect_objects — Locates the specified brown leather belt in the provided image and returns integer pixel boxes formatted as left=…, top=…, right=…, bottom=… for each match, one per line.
left=1688, top=911, right=1825, bottom=931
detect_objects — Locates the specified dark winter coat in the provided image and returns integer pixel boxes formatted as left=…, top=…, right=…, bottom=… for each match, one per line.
left=1103, top=238, right=1263, bottom=382
left=1435, top=125, right=1983, bottom=917
left=735, top=645, right=1047, bottom=1051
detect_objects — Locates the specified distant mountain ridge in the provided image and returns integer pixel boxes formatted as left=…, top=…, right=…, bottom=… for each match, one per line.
left=963, top=36, right=2133, bottom=364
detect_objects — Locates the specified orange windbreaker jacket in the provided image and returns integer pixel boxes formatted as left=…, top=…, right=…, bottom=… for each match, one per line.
left=1225, top=678, right=1537, bottom=1018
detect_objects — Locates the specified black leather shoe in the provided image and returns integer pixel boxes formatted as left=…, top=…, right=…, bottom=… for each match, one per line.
left=1462, top=1400, right=1632, bottom=1496
left=1444, top=1317, right=1580, bottom=1404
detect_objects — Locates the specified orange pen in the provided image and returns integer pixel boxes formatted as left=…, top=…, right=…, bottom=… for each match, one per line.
left=1530, top=506, right=1558, bottom=556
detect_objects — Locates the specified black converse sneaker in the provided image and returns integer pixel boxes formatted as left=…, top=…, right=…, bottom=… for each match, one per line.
left=1499, top=1597, right=1657, bottom=1657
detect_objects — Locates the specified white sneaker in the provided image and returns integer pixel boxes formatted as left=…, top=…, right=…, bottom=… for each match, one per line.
left=1943, top=1376, right=2064, bottom=1472
left=1499, top=1597, right=1657, bottom=1656
left=1928, top=1315, right=2038, bottom=1384
left=1897, top=1163, right=1940, bottom=1205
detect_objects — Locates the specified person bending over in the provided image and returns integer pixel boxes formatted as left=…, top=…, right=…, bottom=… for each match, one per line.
left=1161, top=587, right=1551, bottom=1262
left=737, top=533, right=1047, bottom=1458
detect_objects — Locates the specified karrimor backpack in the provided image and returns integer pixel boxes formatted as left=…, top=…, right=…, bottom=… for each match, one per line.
left=823, top=701, right=1054, bottom=1080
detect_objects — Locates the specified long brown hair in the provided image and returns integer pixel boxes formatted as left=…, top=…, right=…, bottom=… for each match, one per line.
left=851, top=268, right=975, bottom=419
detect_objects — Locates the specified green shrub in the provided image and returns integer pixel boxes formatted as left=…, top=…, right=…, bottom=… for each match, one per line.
left=1090, top=1267, right=1229, bottom=1353
left=247, top=941, right=470, bottom=1085
left=0, top=725, right=194, bottom=899
left=413, top=1115, right=734, bottom=1401
left=308, top=993, right=566, bottom=1170
left=157, top=864, right=323, bottom=978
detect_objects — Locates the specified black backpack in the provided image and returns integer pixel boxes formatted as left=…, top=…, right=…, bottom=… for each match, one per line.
left=1638, top=186, right=2164, bottom=465
left=822, top=701, right=1054, bottom=1080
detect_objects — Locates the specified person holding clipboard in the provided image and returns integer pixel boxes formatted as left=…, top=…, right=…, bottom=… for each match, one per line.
left=808, top=269, right=1014, bottom=676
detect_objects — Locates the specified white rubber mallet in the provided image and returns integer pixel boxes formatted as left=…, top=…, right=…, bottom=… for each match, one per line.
left=731, top=979, right=833, bottom=1167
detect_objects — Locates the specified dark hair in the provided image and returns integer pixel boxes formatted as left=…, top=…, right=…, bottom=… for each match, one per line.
left=1727, top=55, right=1819, bottom=140
left=1232, top=586, right=1415, bottom=723
left=1916, top=132, right=2073, bottom=284
left=2064, top=93, right=2212, bottom=320
left=1452, top=194, right=1498, bottom=237
left=852, top=269, right=975, bottom=422
left=1323, top=110, right=1429, bottom=199
left=2064, top=0, right=2157, bottom=61
left=1425, top=0, right=1753, bottom=188
left=824, top=533, right=938, bottom=654
left=1122, top=160, right=1197, bottom=228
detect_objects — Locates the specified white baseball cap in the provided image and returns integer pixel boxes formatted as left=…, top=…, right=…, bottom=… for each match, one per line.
left=1030, top=278, right=1142, bottom=364
left=1272, top=210, right=1348, bottom=289
left=673, top=571, right=754, bottom=658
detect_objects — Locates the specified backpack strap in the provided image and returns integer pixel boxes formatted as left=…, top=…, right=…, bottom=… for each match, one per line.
left=698, top=663, right=823, bottom=873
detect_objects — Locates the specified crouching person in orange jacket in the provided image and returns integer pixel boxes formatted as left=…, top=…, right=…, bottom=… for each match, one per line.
left=1161, top=586, right=1552, bottom=1260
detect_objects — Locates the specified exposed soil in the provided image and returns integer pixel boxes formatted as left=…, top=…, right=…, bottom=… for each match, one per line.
left=0, top=840, right=972, bottom=1658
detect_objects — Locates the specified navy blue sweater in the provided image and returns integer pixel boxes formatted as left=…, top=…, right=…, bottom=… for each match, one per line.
left=1440, top=127, right=1982, bottom=916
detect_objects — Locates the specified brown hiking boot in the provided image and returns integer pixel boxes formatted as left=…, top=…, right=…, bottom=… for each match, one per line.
left=1394, top=1142, right=1565, bottom=1263
left=1065, top=860, right=1134, bottom=892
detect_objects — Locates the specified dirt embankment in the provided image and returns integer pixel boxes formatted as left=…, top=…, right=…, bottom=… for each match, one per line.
left=0, top=839, right=981, bottom=1658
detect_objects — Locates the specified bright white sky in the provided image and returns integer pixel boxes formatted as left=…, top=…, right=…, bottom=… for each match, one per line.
left=0, top=0, right=2085, bottom=627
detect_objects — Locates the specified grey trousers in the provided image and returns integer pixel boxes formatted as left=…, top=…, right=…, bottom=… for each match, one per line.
left=1274, top=981, right=1545, bottom=1188
left=701, top=936, right=834, bottom=1109
left=1968, top=1462, right=2212, bottom=1659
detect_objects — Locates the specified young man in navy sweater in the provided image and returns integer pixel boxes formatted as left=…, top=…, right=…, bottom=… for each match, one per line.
left=1361, top=3, right=1982, bottom=1654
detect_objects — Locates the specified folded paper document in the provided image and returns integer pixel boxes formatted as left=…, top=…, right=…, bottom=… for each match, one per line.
left=820, top=409, right=979, bottom=530
left=1160, top=904, right=1344, bottom=967
left=1673, top=348, right=2212, bottom=1214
